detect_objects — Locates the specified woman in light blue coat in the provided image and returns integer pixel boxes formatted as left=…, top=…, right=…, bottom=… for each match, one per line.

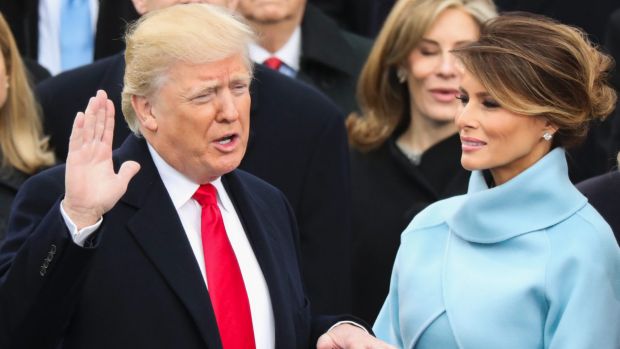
left=374, top=13, right=620, bottom=349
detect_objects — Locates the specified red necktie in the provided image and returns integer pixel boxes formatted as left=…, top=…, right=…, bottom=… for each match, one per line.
left=263, top=56, right=283, bottom=71
left=193, top=184, right=256, bottom=349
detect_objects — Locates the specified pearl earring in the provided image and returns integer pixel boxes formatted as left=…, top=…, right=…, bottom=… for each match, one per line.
left=396, top=68, right=407, bottom=83
left=542, top=132, right=553, bottom=141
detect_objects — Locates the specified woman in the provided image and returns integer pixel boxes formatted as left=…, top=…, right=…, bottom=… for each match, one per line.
left=0, top=13, right=54, bottom=241
left=374, top=14, right=620, bottom=348
left=347, top=0, right=496, bottom=323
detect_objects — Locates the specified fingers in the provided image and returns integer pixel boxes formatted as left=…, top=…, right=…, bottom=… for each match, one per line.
left=102, top=98, right=116, bottom=146
left=68, top=111, right=86, bottom=153
left=82, top=90, right=109, bottom=144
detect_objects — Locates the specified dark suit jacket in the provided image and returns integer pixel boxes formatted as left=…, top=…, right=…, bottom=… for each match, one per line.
left=0, top=167, right=28, bottom=242
left=577, top=170, right=620, bottom=244
left=605, top=8, right=620, bottom=91
left=308, top=0, right=395, bottom=38
left=298, top=4, right=372, bottom=114
left=36, top=53, right=352, bottom=314
left=0, top=0, right=139, bottom=61
left=0, top=135, right=353, bottom=348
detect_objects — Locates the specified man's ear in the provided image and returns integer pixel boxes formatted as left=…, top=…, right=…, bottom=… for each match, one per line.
left=131, top=0, right=148, bottom=16
left=131, top=95, right=158, bottom=132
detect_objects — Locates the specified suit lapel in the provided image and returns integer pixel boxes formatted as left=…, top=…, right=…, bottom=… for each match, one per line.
left=222, top=173, right=300, bottom=349
left=115, top=136, right=222, bottom=349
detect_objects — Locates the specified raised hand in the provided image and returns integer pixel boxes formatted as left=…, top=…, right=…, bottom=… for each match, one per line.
left=316, top=324, right=397, bottom=349
left=62, top=90, right=140, bottom=229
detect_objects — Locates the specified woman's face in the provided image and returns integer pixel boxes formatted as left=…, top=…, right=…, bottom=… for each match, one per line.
left=405, top=7, right=479, bottom=124
left=455, top=71, right=555, bottom=185
left=0, top=52, right=7, bottom=109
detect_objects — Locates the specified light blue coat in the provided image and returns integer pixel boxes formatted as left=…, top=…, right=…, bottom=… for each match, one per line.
left=374, top=148, right=620, bottom=349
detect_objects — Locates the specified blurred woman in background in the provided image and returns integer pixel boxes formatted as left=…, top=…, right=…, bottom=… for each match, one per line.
left=374, top=13, right=620, bottom=348
left=0, top=13, right=54, bottom=241
left=347, top=0, right=496, bottom=323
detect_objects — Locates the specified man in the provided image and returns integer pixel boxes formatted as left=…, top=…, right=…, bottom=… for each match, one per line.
left=0, top=0, right=139, bottom=74
left=237, top=0, right=371, bottom=114
left=0, top=4, right=393, bottom=349
left=37, top=0, right=351, bottom=315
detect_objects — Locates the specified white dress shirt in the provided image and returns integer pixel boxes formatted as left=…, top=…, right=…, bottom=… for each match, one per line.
left=249, top=26, right=301, bottom=77
left=38, top=0, right=99, bottom=75
left=61, top=144, right=275, bottom=349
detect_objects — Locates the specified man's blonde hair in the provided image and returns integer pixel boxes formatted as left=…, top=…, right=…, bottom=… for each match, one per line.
left=121, top=3, right=255, bottom=135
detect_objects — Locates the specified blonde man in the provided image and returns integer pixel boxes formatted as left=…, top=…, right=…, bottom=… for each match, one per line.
left=0, top=4, right=392, bottom=349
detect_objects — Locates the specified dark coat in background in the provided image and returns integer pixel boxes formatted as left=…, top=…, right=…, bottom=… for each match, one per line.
left=0, top=135, right=357, bottom=349
left=35, top=53, right=353, bottom=314
left=0, top=167, right=28, bottom=242
left=577, top=170, right=620, bottom=244
left=349, top=134, right=470, bottom=324
left=308, top=0, right=395, bottom=38
left=298, top=4, right=372, bottom=114
left=0, top=0, right=139, bottom=62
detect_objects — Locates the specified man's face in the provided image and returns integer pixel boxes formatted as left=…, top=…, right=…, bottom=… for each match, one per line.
left=237, top=0, right=306, bottom=24
left=132, top=0, right=238, bottom=14
left=137, top=54, right=252, bottom=184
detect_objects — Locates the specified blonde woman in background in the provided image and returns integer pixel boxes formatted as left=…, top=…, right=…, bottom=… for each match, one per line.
left=375, top=13, right=620, bottom=348
left=347, top=0, right=496, bottom=324
left=0, top=14, right=54, bottom=241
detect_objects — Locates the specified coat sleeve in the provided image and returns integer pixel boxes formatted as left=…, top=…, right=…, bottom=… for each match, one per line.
left=372, top=248, right=405, bottom=349
left=544, top=216, right=620, bottom=348
left=0, top=168, right=99, bottom=349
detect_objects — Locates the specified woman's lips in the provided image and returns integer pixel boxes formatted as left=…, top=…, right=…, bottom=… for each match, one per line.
left=461, top=136, right=486, bottom=152
left=429, top=88, right=459, bottom=103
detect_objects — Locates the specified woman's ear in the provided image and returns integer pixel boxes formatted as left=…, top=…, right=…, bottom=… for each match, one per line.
left=131, top=95, right=158, bottom=132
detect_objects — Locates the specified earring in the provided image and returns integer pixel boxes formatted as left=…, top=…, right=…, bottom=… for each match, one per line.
left=542, top=132, right=553, bottom=141
left=396, top=68, right=407, bottom=83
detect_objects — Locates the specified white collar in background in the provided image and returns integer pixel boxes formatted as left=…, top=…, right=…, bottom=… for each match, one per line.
left=249, top=26, right=301, bottom=72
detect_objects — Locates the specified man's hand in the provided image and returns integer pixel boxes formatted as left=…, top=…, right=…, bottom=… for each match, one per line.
left=63, top=90, right=140, bottom=229
left=316, top=323, right=397, bottom=349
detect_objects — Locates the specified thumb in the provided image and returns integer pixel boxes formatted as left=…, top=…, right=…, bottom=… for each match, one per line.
left=117, top=161, right=141, bottom=184
left=316, top=333, right=339, bottom=349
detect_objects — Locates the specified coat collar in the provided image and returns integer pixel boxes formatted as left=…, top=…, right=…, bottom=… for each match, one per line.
left=446, top=148, right=587, bottom=243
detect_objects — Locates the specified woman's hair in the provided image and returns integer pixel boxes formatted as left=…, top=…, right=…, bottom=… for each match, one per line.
left=347, top=0, right=496, bottom=151
left=0, top=14, right=54, bottom=174
left=452, top=13, right=617, bottom=149
left=121, top=3, right=255, bottom=135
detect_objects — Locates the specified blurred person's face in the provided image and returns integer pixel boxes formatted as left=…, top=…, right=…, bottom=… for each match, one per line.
left=132, top=0, right=239, bottom=14
left=404, top=8, right=479, bottom=125
left=0, top=53, right=7, bottom=108
left=237, top=0, right=305, bottom=24
left=132, top=54, right=252, bottom=184
left=455, top=71, right=555, bottom=185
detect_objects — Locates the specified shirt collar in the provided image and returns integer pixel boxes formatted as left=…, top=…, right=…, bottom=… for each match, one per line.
left=147, top=143, right=234, bottom=213
left=249, top=26, right=301, bottom=72
left=446, top=148, right=587, bottom=243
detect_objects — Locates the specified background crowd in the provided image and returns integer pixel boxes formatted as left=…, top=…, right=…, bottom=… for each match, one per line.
left=0, top=0, right=618, bottom=348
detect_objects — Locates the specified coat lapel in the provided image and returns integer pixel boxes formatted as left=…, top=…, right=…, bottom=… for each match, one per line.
left=222, top=172, right=303, bottom=349
left=115, top=136, right=222, bottom=349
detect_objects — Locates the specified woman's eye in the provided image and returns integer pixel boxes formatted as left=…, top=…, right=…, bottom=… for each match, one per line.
left=456, top=94, right=469, bottom=104
left=420, top=49, right=439, bottom=56
left=482, top=99, right=501, bottom=108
